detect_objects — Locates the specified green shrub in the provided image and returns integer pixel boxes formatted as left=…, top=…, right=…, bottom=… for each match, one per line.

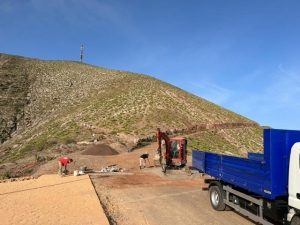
left=61, top=137, right=76, bottom=145
left=2, top=171, right=11, bottom=179
left=46, top=156, right=54, bottom=161
left=131, top=142, right=150, bottom=151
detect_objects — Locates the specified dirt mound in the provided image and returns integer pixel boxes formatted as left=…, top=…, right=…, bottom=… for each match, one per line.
left=81, top=144, right=119, bottom=156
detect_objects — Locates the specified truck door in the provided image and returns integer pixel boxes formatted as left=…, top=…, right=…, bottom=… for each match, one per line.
left=288, top=143, right=300, bottom=209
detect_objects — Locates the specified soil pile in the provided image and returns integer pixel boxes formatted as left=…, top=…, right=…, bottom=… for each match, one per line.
left=81, top=144, right=119, bottom=156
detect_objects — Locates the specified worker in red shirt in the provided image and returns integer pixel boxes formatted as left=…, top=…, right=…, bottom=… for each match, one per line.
left=58, top=157, right=73, bottom=176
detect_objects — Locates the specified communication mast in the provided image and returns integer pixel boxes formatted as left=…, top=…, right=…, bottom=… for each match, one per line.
left=80, top=45, right=84, bottom=62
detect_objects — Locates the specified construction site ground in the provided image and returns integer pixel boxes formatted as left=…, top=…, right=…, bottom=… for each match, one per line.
left=0, top=143, right=256, bottom=225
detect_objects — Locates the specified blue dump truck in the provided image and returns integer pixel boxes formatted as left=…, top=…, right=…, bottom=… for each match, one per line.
left=192, top=128, right=300, bottom=225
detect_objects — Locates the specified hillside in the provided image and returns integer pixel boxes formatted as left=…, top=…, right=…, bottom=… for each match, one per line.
left=0, top=53, right=264, bottom=177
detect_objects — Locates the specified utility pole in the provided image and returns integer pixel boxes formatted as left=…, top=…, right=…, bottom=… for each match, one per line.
left=80, top=45, right=84, bottom=62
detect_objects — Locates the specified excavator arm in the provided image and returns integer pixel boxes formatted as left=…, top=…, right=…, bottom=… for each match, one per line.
left=156, top=128, right=171, bottom=164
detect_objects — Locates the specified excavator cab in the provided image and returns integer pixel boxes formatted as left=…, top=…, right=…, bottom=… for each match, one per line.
left=170, top=140, right=179, bottom=158
left=156, top=128, right=187, bottom=168
left=169, top=138, right=187, bottom=166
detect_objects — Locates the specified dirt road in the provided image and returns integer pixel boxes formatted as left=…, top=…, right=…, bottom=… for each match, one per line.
left=31, top=142, right=256, bottom=225
left=92, top=178, right=256, bottom=225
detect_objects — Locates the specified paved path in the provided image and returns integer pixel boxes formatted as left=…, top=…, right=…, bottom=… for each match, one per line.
left=0, top=174, right=109, bottom=225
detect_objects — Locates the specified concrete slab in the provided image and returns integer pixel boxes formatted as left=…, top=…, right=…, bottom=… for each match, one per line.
left=0, top=174, right=109, bottom=225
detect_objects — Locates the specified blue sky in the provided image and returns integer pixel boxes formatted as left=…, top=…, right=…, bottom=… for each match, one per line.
left=1, top=0, right=300, bottom=130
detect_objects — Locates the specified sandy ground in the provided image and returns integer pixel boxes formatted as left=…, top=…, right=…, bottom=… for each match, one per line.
left=0, top=174, right=109, bottom=225
left=0, top=142, right=256, bottom=225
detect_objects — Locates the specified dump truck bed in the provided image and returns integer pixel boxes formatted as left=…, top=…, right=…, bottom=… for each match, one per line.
left=192, top=129, right=300, bottom=200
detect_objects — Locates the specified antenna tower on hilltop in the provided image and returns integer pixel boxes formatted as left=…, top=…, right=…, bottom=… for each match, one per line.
left=80, top=45, right=84, bottom=62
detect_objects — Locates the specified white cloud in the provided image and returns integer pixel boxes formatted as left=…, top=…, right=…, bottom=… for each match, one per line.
left=188, top=80, right=232, bottom=105
left=263, top=65, right=300, bottom=106
left=181, top=65, right=300, bottom=129
left=236, top=69, right=264, bottom=84
left=229, top=65, right=300, bottom=115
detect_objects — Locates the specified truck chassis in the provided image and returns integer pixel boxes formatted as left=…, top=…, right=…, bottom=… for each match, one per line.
left=205, top=179, right=300, bottom=225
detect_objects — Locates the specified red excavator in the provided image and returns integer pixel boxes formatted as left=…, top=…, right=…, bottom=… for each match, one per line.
left=155, top=128, right=187, bottom=172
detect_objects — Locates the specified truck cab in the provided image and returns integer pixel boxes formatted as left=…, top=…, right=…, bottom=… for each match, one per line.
left=288, top=143, right=300, bottom=223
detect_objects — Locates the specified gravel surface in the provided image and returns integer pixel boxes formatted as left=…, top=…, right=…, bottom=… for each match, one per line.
left=81, top=144, right=119, bottom=156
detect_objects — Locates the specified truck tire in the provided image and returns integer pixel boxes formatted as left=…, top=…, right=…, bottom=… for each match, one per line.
left=291, top=215, right=300, bottom=225
left=209, top=185, right=226, bottom=211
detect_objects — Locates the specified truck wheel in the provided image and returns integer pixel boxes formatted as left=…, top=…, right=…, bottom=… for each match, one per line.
left=209, top=186, right=226, bottom=211
left=291, top=215, right=300, bottom=225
